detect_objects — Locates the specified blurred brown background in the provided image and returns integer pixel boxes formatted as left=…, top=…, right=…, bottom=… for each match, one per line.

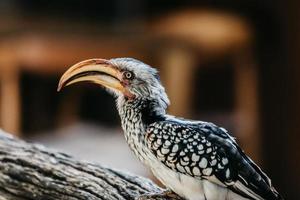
left=0, top=0, right=299, bottom=199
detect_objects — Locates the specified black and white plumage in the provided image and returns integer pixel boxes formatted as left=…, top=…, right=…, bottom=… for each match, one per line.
left=58, top=57, right=283, bottom=200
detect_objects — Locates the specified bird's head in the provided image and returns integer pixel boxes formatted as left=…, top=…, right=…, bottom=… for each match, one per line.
left=58, top=58, right=170, bottom=111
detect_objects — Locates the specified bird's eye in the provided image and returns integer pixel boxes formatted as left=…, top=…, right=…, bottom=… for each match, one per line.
left=123, top=71, right=135, bottom=80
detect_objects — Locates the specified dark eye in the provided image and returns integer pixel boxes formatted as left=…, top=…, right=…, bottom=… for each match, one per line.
left=123, top=71, right=135, bottom=80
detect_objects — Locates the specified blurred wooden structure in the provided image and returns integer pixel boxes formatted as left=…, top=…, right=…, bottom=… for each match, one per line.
left=0, top=9, right=260, bottom=162
left=0, top=34, right=146, bottom=135
left=153, top=10, right=261, bottom=163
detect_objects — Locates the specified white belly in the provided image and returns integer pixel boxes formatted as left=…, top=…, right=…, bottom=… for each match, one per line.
left=147, top=157, right=249, bottom=200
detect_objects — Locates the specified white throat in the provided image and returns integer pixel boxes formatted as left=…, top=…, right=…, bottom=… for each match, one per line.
left=116, top=97, right=150, bottom=163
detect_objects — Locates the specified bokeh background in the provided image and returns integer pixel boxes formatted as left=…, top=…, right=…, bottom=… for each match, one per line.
left=0, top=0, right=299, bottom=199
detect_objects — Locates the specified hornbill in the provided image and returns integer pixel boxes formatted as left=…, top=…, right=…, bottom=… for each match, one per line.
left=58, top=58, right=283, bottom=200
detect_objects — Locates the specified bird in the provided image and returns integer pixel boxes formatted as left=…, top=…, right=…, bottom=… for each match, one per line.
left=58, top=57, right=283, bottom=200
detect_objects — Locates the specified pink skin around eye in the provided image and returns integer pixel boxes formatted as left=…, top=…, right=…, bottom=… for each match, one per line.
left=121, top=78, right=130, bottom=86
left=120, top=80, right=136, bottom=100
left=121, top=71, right=134, bottom=86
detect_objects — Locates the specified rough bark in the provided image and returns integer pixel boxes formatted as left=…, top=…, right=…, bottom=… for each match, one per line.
left=0, top=130, right=182, bottom=200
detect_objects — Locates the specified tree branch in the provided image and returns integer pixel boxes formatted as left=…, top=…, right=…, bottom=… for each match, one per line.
left=0, top=130, right=182, bottom=200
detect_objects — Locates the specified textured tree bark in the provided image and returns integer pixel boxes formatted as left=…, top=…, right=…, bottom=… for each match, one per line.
left=0, top=130, right=182, bottom=200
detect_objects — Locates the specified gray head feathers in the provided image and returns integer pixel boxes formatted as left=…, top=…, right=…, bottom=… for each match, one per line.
left=110, top=58, right=170, bottom=112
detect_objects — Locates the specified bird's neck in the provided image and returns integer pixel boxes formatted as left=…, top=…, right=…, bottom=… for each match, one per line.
left=116, top=96, right=166, bottom=140
left=116, top=97, right=166, bottom=164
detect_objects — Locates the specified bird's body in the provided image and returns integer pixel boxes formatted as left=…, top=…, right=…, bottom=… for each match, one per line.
left=58, top=57, right=283, bottom=200
left=118, top=98, right=248, bottom=200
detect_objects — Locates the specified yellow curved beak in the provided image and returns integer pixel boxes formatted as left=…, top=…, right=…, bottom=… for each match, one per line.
left=58, top=58, right=132, bottom=97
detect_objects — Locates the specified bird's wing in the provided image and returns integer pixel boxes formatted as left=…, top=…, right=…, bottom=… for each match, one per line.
left=145, top=119, right=282, bottom=200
